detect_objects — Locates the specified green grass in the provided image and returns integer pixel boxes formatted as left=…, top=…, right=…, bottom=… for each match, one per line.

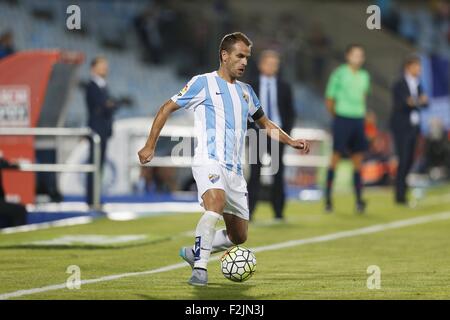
left=1, top=184, right=450, bottom=300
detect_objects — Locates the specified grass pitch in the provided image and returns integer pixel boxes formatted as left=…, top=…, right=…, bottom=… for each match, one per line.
left=1, top=184, right=450, bottom=300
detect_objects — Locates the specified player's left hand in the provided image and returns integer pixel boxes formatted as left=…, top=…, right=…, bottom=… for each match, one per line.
left=290, top=139, right=310, bottom=154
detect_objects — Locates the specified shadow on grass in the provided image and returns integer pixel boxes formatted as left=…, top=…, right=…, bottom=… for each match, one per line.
left=250, top=220, right=301, bottom=230
left=135, top=282, right=258, bottom=300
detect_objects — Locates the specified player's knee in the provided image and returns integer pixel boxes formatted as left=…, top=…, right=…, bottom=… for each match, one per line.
left=210, top=198, right=225, bottom=213
left=351, top=157, right=364, bottom=170
left=229, top=232, right=247, bottom=245
left=330, top=155, right=340, bottom=169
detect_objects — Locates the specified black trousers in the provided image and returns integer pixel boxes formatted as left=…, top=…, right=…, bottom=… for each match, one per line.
left=0, top=201, right=27, bottom=228
left=392, top=127, right=419, bottom=203
left=36, top=149, right=61, bottom=201
left=86, top=136, right=108, bottom=206
left=248, top=129, right=286, bottom=219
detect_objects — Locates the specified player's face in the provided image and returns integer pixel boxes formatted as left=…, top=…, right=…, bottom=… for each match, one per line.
left=346, top=47, right=365, bottom=69
left=223, top=41, right=251, bottom=78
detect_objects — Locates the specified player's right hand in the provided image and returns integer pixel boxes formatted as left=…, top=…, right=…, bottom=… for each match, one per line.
left=290, top=139, right=311, bottom=154
left=138, top=146, right=155, bottom=165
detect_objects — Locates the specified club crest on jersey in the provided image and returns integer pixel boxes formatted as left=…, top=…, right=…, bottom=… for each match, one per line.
left=208, top=173, right=220, bottom=183
left=177, top=84, right=189, bottom=96
left=242, top=92, right=249, bottom=103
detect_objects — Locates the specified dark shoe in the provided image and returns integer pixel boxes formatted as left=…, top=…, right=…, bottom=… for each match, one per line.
left=49, top=191, right=63, bottom=202
left=356, top=200, right=367, bottom=214
left=325, top=201, right=333, bottom=213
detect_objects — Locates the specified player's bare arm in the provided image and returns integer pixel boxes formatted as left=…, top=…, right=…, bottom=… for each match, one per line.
left=325, top=98, right=335, bottom=116
left=255, top=115, right=311, bottom=154
left=138, top=99, right=180, bottom=164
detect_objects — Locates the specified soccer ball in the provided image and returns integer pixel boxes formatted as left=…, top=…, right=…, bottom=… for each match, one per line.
left=220, top=246, right=256, bottom=282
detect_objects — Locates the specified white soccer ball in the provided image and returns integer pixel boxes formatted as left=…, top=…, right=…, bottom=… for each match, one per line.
left=220, top=246, right=256, bottom=282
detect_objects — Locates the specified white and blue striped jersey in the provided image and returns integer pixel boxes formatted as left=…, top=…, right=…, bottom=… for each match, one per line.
left=171, top=71, right=264, bottom=175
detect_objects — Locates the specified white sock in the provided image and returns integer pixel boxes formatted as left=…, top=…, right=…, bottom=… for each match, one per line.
left=193, top=211, right=221, bottom=270
left=211, top=228, right=234, bottom=253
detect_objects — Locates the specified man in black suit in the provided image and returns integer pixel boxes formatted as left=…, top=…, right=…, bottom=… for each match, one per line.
left=0, top=151, right=27, bottom=228
left=248, top=50, right=295, bottom=221
left=85, top=56, right=118, bottom=206
left=390, top=55, right=428, bottom=205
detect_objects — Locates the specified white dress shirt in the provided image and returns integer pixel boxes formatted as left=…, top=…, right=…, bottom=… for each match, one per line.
left=91, top=74, right=107, bottom=88
left=404, top=73, right=419, bottom=98
left=259, top=75, right=281, bottom=127
left=404, top=73, right=420, bottom=126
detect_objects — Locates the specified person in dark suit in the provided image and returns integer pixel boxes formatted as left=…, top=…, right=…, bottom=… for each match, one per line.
left=0, top=150, right=27, bottom=228
left=85, top=56, right=118, bottom=206
left=247, top=50, right=295, bottom=221
left=0, top=31, right=15, bottom=59
left=390, top=54, right=428, bottom=205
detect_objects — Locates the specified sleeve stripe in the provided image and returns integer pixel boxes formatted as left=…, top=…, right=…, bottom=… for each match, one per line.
left=172, top=76, right=205, bottom=108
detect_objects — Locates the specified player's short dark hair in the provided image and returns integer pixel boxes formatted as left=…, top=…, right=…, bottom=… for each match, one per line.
left=345, top=43, right=364, bottom=55
left=403, top=53, right=421, bottom=68
left=90, top=55, right=107, bottom=68
left=219, top=32, right=253, bottom=63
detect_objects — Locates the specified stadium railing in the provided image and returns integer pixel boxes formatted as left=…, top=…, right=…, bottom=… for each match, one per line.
left=0, top=127, right=102, bottom=210
left=128, top=125, right=331, bottom=182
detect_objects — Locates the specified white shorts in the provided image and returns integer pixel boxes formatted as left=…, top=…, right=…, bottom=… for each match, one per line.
left=192, top=162, right=249, bottom=220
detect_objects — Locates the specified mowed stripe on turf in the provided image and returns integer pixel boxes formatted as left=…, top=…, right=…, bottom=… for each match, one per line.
left=1, top=211, right=450, bottom=300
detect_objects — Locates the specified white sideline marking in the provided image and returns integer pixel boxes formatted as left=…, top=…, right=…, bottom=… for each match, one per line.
left=251, top=211, right=450, bottom=253
left=1, top=211, right=450, bottom=300
left=0, top=217, right=93, bottom=234
left=1, top=203, right=201, bottom=234
left=104, top=202, right=202, bottom=215
left=5, top=193, right=448, bottom=234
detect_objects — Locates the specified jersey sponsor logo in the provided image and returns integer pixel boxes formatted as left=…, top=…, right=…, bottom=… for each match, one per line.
left=215, top=91, right=223, bottom=95
left=208, top=173, right=220, bottom=184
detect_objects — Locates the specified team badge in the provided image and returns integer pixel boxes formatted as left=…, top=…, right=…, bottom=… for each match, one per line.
left=208, top=173, right=220, bottom=183
left=242, top=92, right=249, bottom=103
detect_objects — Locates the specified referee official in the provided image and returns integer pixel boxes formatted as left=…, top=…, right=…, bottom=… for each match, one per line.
left=324, top=44, right=370, bottom=214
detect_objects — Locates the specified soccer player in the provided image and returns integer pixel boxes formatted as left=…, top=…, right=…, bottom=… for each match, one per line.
left=138, top=32, right=310, bottom=286
left=324, top=44, right=370, bottom=214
